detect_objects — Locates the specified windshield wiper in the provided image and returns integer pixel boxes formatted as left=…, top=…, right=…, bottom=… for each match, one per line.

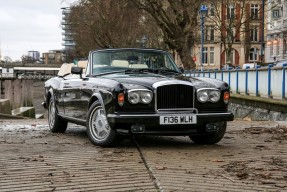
left=92, top=70, right=126, bottom=77
left=124, top=68, right=159, bottom=74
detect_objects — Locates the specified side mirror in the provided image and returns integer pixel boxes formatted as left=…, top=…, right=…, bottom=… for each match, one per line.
left=178, top=66, right=184, bottom=73
left=71, top=66, right=83, bottom=78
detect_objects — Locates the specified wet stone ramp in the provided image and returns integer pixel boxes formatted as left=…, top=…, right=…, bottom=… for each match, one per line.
left=135, top=121, right=287, bottom=192
left=0, top=149, right=156, bottom=192
left=0, top=120, right=287, bottom=191
left=0, top=121, right=156, bottom=192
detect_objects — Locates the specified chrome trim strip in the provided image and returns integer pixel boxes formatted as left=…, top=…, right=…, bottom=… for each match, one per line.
left=153, top=81, right=195, bottom=111
left=152, top=80, right=193, bottom=89
left=60, top=115, right=86, bottom=125
left=128, top=89, right=153, bottom=93
left=154, top=89, right=157, bottom=111
left=157, top=108, right=198, bottom=113
left=107, top=112, right=232, bottom=118
left=197, top=88, right=219, bottom=92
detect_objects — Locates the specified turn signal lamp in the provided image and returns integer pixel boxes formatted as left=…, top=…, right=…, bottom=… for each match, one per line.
left=223, top=92, right=230, bottom=104
left=118, top=93, right=125, bottom=106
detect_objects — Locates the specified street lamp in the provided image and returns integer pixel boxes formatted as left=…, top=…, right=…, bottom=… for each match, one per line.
left=199, top=5, right=208, bottom=71
left=260, top=0, right=265, bottom=65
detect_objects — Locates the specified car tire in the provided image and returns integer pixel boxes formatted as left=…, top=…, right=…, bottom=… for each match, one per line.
left=86, top=101, right=120, bottom=147
left=189, top=122, right=227, bottom=144
left=48, top=97, right=68, bottom=133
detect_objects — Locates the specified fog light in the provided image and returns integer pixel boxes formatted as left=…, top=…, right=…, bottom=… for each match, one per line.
left=206, top=123, right=219, bottom=132
left=131, top=124, right=145, bottom=133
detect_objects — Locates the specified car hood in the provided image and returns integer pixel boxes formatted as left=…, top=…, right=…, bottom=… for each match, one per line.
left=110, top=74, right=221, bottom=90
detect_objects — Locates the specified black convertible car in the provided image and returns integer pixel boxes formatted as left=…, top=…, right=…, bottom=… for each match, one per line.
left=43, top=48, right=234, bottom=147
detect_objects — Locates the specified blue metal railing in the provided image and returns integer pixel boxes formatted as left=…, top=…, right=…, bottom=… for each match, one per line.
left=184, top=64, right=287, bottom=100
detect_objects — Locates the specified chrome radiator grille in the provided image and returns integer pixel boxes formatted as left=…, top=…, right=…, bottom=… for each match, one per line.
left=156, top=84, right=193, bottom=110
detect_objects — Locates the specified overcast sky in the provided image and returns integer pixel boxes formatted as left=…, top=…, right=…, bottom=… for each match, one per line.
left=0, top=0, right=77, bottom=61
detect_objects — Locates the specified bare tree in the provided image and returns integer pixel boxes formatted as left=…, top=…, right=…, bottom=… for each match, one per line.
left=69, top=0, right=163, bottom=58
left=3, top=56, right=12, bottom=63
left=206, top=0, right=269, bottom=66
left=131, top=0, right=202, bottom=69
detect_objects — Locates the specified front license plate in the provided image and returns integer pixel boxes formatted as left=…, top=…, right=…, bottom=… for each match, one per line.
left=160, top=115, right=197, bottom=125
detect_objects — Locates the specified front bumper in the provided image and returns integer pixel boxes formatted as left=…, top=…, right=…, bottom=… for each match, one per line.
left=107, top=112, right=234, bottom=135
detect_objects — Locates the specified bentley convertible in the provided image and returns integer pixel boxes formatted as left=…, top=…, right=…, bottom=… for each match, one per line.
left=43, top=48, right=234, bottom=147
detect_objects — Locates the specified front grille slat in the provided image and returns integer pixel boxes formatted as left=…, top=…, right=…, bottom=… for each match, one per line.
left=157, top=84, right=193, bottom=110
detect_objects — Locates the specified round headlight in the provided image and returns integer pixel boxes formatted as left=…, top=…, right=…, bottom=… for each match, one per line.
left=209, top=90, right=221, bottom=103
left=128, top=92, right=140, bottom=104
left=209, top=91, right=220, bottom=103
left=140, top=91, right=153, bottom=104
left=197, top=91, right=209, bottom=103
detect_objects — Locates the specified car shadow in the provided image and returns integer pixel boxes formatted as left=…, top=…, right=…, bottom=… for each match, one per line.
left=63, top=126, right=233, bottom=150
left=132, top=135, right=233, bottom=150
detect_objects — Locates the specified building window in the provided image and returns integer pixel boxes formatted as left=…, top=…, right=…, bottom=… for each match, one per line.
left=249, top=48, right=257, bottom=61
left=227, top=4, right=235, bottom=19
left=203, top=47, right=208, bottom=64
left=283, top=39, right=287, bottom=57
left=270, top=42, right=274, bottom=58
left=210, top=47, right=214, bottom=64
left=250, top=4, right=259, bottom=19
left=204, top=26, right=215, bottom=42
left=276, top=40, right=280, bottom=56
left=272, top=9, right=280, bottom=20
left=210, top=3, right=215, bottom=16
left=210, top=26, right=214, bottom=41
left=250, top=26, right=258, bottom=42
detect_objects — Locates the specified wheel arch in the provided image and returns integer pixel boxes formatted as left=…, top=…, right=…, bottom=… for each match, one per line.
left=46, top=87, right=54, bottom=106
left=89, top=91, right=114, bottom=115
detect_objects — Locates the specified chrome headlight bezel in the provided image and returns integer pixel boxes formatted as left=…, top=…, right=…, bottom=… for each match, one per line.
left=197, top=91, right=209, bottom=103
left=128, top=89, right=153, bottom=104
left=197, top=88, right=221, bottom=103
left=209, top=90, right=221, bottom=103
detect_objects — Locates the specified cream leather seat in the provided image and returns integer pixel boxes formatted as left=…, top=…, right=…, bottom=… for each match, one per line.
left=77, top=60, right=88, bottom=73
left=111, top=60, right=129, bottom=68
left=129, top=64, right=148, bottom=68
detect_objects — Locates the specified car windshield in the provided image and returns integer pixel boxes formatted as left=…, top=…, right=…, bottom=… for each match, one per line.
left=90, top=49, right=180, bottom=75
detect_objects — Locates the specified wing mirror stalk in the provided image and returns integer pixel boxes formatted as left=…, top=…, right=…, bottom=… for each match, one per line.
left=71, top=66, right=83, bottom=79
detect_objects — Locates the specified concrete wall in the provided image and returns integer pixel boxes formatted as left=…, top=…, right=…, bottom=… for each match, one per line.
left=229, top=94, right=287, bottom=121
left=3, top=79, right=34, bottom=109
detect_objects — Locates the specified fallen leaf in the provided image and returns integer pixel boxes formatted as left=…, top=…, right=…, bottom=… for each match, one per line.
left=213, top=159, right=225, bottom=163
left=156, top=166, right=166, bottom=170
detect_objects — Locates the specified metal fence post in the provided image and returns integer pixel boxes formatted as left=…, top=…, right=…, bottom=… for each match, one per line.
left=282, top=64, right=287, bottom=99
left=268, top=64, right=272, bottom=98
left=228, top=67, right=232, bottom=86
left=245, top=66, right=250, bottom=95
left=255, top=65, right=261, bottom=97
left=236, top=68, right=239, bottom=94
